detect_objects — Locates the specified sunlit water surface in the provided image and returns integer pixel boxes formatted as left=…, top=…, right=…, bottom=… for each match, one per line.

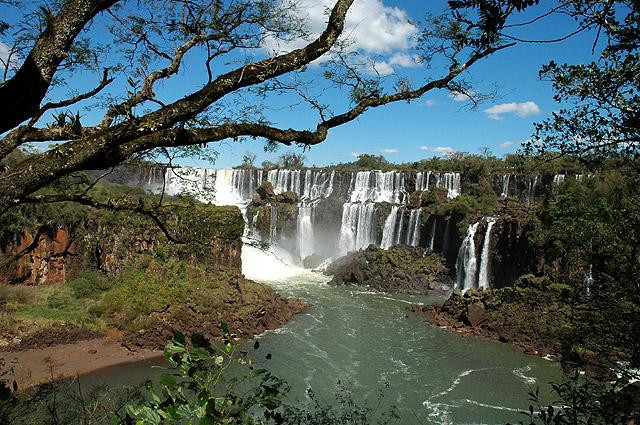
left=240, top=245, right=561, bottom=425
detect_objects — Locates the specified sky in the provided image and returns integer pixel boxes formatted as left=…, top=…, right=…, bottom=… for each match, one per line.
left=189, top=0, right=601, bottom=168
left=0, top=0, right=603, bottom=169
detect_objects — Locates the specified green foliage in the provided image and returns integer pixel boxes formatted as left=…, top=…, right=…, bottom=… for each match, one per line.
left=527, top=1, right=639, bottom=166
left=67, top=271, right=112, bottom=299
left=237, top=152, right=258, bottom=169
left=97, top=259, right=200, bottom=323
left=353, top=154, right=390, bottom=170
left=517, top=372, right=639, bottom=425
left=122, top=329, right=289, bottom=425
left=261, top=152, right=306, bottom=170
left=427, top=187, right=501, bottom=237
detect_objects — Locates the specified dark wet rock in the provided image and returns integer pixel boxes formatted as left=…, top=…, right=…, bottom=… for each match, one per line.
left=281, top=191, right=299, bottom=204
left=303, top=254, right=325, bottom=269
left=411, top=283, right=571, bottom=356
left=464, top=302, right=488, bottom=327
left=325, top=245, right=452, bottom=294
left=256, top=181, right=276, bottom=201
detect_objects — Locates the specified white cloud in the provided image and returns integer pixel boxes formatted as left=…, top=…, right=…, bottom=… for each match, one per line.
left=498, top=141, right=514, bottom=149
left=263, top=0, right=418, bottom=74
left=484, top=101, right=541, bottom=120
left=381, top=148, right=399, bottom=154
left=351, top=151, right=363, bottom=158
left=372, top=52, right=420, bottom=76
left=420, top=146, right=455, bottom=156
left=0, top=41, right=18, bottom=70
left=450, top=90, right=475, bottom=102
left=421, top=99, right=435, bottom=107
left=372, top=60, right=395, bottom=76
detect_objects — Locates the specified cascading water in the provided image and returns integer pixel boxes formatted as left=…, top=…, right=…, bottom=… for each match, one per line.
left=436, top=172, right=461, bottom=199
left=500, top=174, right=510, bottom=200
left=302, top=170, right=335, bottom=200
left=526, top=176, right=538, bottom=206
left=267, top=169, right=301, bottom=194
left=295, top=170, right=336, bottom=260
left=406, top=209, right=422, bottom=246
left=349, top=171, right=407, bottom=203
left=394, top=208, right=407, bottom=246
left=297, top=205, right=314, bottom=261
left=163, top=168, right=260, bottom=205
left=478, top=217, right=497, bottom=289
left=269, top=205, right=278, bottom=242
left=553, top=174, right=566, bottom=185
left=338, top=203, right=377, bottom=254
left=455, top=222, right=480, bottom=291
left=380, top=206, right=400, bottom=249
left=415, top=171, right=432, bottom=191
left=428, top=218, right=437, bottom=250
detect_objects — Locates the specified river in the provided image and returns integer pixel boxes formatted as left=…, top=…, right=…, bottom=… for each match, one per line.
left=240, top=245, right=561, bottom=425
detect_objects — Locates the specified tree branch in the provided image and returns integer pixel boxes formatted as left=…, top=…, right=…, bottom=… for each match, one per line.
left=0, top=0, right=119, bottom=133
left=0, top=0, right=356, bottom=210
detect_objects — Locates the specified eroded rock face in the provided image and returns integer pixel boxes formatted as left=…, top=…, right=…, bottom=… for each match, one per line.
left=2, top=227, right=76, bottom=285
left=325, top=245, right=453, bottom=294
left=0, top=204, right=245, bottom=285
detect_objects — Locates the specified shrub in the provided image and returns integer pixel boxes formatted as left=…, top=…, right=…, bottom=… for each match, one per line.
left=0, top=286, right=35, bottom=306
left=68, top=271, right=112, bottom=299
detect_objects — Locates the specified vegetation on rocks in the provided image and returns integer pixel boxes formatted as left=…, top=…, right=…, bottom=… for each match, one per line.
left=0, top=256, right=307, bottom=351
left=412, top=275, right=572, bottom=357
left=326, top=245, right=452, bottom=294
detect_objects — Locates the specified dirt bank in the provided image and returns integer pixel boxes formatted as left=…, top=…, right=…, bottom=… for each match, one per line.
left=3, top=338, right=163, bottom=389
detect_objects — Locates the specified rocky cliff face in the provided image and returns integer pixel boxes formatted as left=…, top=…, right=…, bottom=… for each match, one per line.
left=0, top=196, right=244, bottom=285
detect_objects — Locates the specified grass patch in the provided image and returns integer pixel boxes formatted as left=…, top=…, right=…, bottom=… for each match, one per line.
left=0, top=256, right=281, bottom=347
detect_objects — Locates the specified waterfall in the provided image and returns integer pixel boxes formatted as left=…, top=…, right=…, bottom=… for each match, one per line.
left=500, top=174, right=510, bottom=200
left=338, top=203, right=377, bottom=254
left=349, top=171, right=407, bottom=204
left=269, top=205, right=278, bottom=242
left=415, top=171, right=432, bottom=191
left=526, top=176, right=538, bottom=206
left=251, top=213, right=259, bottom=238
left=380, top=206, right=400, bottom=249
left=584, top=264, right=593, bottom=296
left=477, top=217, right=497, bottom=289
left=576, top=174, right=583, bottom=182
left=395, top=208, right=407, bottom=246
left=163, top=168, right=261, bottom=206
left=297, top=205, right=314, bottom=261
left=406, top=209, right=422, bottom=246
left=267, top=169, right=301, bottom=194
left=435, top=172, right=461, bottom=199
left=428, top=218, right=436, bottom=250
left=553, top=174, right=566, bottom=185
left=296, top=170, right=336, bottom=262
left=455, top=222, right=480, bottom=291
left=302, top=170, right=335, bottom=200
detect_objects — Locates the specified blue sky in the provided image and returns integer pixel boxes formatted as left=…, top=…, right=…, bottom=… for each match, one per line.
left=189, top=0, right=601, bottom=168
left=0, top=0, right=603, bottom=169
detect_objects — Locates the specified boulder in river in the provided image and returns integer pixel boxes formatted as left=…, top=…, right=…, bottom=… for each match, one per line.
left=325, top=245, right=452, bottom=294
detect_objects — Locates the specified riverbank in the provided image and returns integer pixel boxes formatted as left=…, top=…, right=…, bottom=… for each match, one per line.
left=3, top=337, right=163, bottom=389
left=410, top=279, right=571, bottom=358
